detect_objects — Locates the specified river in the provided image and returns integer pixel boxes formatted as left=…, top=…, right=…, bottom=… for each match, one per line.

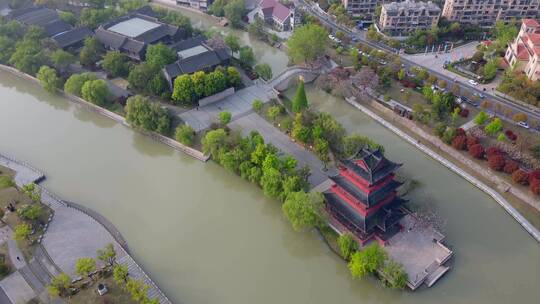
left=0, top=64, right=539, bottom=303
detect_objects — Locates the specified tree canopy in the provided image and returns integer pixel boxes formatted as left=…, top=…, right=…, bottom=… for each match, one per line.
left=102, top=51, right=130, bottom=77
left=125, top=95, right=171, bottom=134
left=79, top=37, right=104, bottom=67
left=37, top=66, right=61, bottom=93
left=75, top=257, right=96, bottom=279
left=64, top=73, right=97, bottom=97
left=348, top=243, right=387, bottom=279
left=81, top=79, right=111, bottom=106
left=292, top=80, right=308, bottom=113
left=146, top=43, right=177, bottom=69
left=282, top=191, right=324, bottom=231
left=288, top=24, right=328, bottom=64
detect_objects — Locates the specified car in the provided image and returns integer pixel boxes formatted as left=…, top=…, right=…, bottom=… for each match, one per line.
left=473, top=92, right=485, bottom=99
left=468, top=79, right=479, bottom=86
left=517, top=121, right=530, bottom=129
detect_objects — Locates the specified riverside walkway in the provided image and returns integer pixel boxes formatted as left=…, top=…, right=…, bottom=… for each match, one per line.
left=345, top=97, right=540, bottom=243
left=0, top=153, right=172, bottom=304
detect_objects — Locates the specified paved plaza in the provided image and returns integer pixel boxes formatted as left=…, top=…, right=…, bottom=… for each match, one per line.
left=230, top=113, right=330, bottom=188
left=0, top=272, right=35, bottom=304
left=179, top=84, right=274, bottom=132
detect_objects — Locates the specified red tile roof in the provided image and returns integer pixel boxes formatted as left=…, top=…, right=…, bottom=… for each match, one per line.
left=259, top=0, right=292, bottom=22
left=516, top=43, right=530, bottom=60
left=527, top=33, right=540, bottom=45
left=522, top=19, right=540, bottom=27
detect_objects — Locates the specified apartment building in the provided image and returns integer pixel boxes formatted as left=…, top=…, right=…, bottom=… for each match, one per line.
left=379, top=1, right=441, bottom=36
left=158, top=0, right=214, bottom=11
left=342, top=0, right=389, bottom=18
left=442, top=0, right=540, bottom=27
left=504, top=19, right=540, bottom=81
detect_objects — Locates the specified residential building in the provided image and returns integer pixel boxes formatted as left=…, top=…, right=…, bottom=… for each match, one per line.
left=504, top=19, right=540, bottom=81
left=379, top=1, right=441, bottom=36
left=162, top=36, right=231, bottom=89
left=95, top=6, right=188, bottom=61
left=8, top=6, right=92, bottom=49
left=441, top=0, right=540, bottom=27
left=323, top=148, right=407, bottom=245
left=167, top=0, right=214, bottom=11
left=342, top=0, right=403, bottom=18
left=256, top=0, right=295, bottom=31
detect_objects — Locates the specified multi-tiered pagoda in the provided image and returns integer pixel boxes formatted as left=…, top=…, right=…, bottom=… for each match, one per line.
left=324, top=148, right=407, bottom=245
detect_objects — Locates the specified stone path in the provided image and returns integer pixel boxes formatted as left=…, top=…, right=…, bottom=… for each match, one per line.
left=230, top=112, right=330, bottom=187
left=345, top=97, right=540, bottom=243
left=179, top=84, right=275, bottom=132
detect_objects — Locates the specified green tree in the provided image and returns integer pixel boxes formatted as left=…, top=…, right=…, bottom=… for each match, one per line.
left=337, top=233, right=358, bottom=260
left=17, top=204, right=42, bottom=220
left=102, top=51, right=130, bottom=77
left=47, top=273, right=72, bottom=297
left=202, top=128, right=228, bottom=158
left=80, top=7, right=117, bottom=29
left=112, top=264, right=129, bottom=285
left=128, top=63, right=159, bottom=94
left=282, top=191, right=324, bottom=231
left=348, top=243, right=387, bottom=279
left=267, top=106, right=281, bottom=122
left=260, top=166, right=282, bottom=199
left=239, top=46, right=255, bottom=68
left=37, top=66, right=61, bottom=93
left=97, top=243, right=116, bottom=268
left=483, top=58, right=499, bottom=81
left=126, top=278, right=149, bottom=303
left=191, top=71, right=206, bottom=99
left=75, top=257, right=96, bottom=280
left=380, top=260, right=408, bottom=289
left=397, top=69, right=405, bottom=81
left=79, top=37, right=104, bottom=67
left=254, top=63, right=272, bottom=80
left=292, top=80, right=308, bottom=113
left=49, top=49, right=76, bottom=72
left=226, top=66, right=242, bottom=87
left=252, top=99, right=263, bottom=113
left=0, top=35, right=15, bottom=63
left=288, top=24, right=328, bottom=64
left=81, top=79, right=110, bottom=106
left=125, top=95, right=171, bottom=134
left=485, top=117, right=503, bottom=136
left=146, top=43, right=177, bottom=69
left=172, top=74, right=196, bottom=104
left=224, top=33, right=240, bottom=55
left=474, top=111, right=490, bottom=125
left=175, top=124, right=195, bottom=146
left=13, top=223, right=32, bottom=240
left=219, top=111, right=232, bottom=125
left=58, top=10, right=77, bottom=25
left=224, top=0, right=245, bottom=28
left=64, top=73, right=97, bottom=96
left=204, top=70, right=227, bottom=96
left=9, top=39, right=45, bottom=75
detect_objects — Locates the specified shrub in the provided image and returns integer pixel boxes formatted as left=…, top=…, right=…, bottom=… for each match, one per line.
left=474, top=111, right=489, bottom=125
left=459, top=108, right=469, bottom=117
left=512, top=170, right=529, bottom=185
left=487, top=154, right=505, bottom=171
left=485, top=118, right=503, bottom=136
left=503, top=160, right=519, bottom=174
left=505, top=130, right=517, bottom=141
left=451, top=135, right=467, bottom=150
left=486, top=146, right=503, bottom=157
left=442, top=128, right=457, bottom=144
left=531, top=179, right=540, bottom=195
left=466, top=136, right=479, bottom=149
left=219, top=111, right=232, bottom=125
left=512, top=113, right=527, bottom=122
left=469, top=144, right=484, bottom=159
left=337, top=233, right=358, bottom=260
left=252, top=99, right=263, bottom=113
left=434, top=122, right=447, bottom=138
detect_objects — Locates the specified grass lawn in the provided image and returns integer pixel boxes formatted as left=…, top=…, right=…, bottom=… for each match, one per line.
left=66, top=275, right=137, bottom=304
left=384, top=82, right=426, bottom=108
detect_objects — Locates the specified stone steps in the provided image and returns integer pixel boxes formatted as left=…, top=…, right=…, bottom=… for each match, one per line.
left=117, top=255, right=171, bottom=304
left=425, top=265, right=450, bottom=287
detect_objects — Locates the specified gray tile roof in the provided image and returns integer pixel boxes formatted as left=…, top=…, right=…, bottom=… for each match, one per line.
left=170, top=36, right=207, bottom=52
left=53, top=27, right=93, bottom=48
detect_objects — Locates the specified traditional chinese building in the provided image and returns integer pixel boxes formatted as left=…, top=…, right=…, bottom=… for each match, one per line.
left=324, top=148, right=407, bottom=245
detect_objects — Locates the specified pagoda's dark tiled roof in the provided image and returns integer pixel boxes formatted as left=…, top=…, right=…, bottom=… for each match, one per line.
left=53, top=26, right=93, bottom=48
left=342, top=149, right=401, bottom=185
left=329, top=175, right=402, bottom=207
left=377, top=198, right=407, bottom=232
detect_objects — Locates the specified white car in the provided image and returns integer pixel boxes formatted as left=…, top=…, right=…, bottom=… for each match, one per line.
left=517, top=121, right=530, bottom=129
left=468, top=79, right=479, bottom=86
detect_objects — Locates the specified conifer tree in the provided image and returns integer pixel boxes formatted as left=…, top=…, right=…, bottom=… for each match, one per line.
left=292, top=80, right=308, bottom=113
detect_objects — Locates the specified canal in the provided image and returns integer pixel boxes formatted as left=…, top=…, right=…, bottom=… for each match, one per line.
left=1, top=67, right=539, bottom=303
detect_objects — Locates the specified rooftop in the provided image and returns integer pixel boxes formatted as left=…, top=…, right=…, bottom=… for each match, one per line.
left=259, top=0, right=293, bottom=22
left=383, top=0, right=440, bottom=13
left=177, top=45, right=209, bottom=59
left=107, top=17, right=161, bottom=38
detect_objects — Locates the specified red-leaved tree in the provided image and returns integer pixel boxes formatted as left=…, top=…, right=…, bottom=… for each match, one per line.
left=451, top=136, right=467, bottom=150
left=503, top=160, right=519, bottom=174
left=486, top=146, right=503, bottom=157
left=512, top=170, right=529, bottom=185
left=531, top=179, right=540, bottom=195
left=529, top=169, right=540, bottom=182
left=488, top=154, right=505, bottom=171
left=469, top=144, right=484, bottom=159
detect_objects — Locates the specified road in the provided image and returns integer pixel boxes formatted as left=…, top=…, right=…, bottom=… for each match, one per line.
left=296, top=0, right=540, bottom=130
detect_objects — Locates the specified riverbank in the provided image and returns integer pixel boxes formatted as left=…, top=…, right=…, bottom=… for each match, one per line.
left=0, top=153, right=172, bottom=304
left=345, top=95, right=540, bottom=243
left=0, top=64, right=209, bottom=162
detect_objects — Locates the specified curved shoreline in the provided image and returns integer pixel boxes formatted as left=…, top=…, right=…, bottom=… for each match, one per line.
left=345, top=96, right=540, bottom=243
left=0, top=152, right=172, bottom=304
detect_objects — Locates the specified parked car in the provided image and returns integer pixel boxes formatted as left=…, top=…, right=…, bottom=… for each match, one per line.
left=468, top=79, right=479, bottom=86
left=473, top=92, right=485, bottom=99
left=517, top=121, right=530, bottom=129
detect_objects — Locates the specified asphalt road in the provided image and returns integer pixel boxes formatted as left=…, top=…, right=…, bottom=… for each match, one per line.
left=296, top=0, right=540, bottom=131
